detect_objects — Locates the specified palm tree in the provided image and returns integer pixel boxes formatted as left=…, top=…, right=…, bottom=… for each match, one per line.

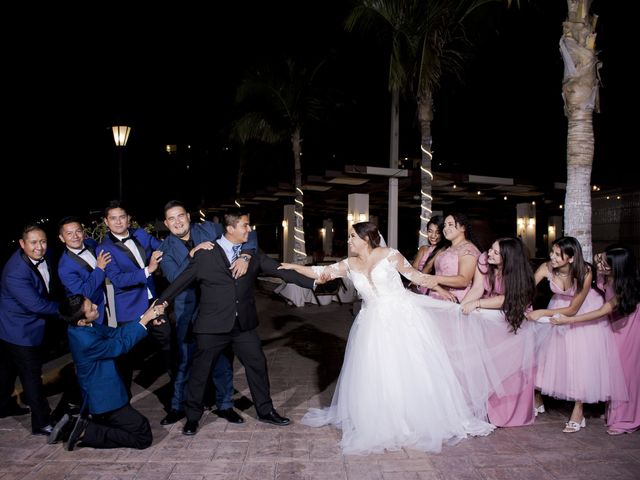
left=559, top=0, right=600, bottom=260
left=233, top=59, right=326, bottom=264
left=347, top=0, right=498, bottom=247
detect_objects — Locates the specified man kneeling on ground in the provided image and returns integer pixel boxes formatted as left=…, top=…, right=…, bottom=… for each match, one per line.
left=49, top=294, right=166, bottom=450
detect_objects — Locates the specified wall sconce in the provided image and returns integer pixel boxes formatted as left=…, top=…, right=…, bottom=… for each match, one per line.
left=320, top=228, right=326, bottom=235
left=548, top=225, right=556, bottom=235
left=359, top=213, right=367, bottom=222
left=517, top=217, right=525, bottom=227
left=282, top=219, right=288, bottom=228
left=347, top=213, right=353, bottom=222
left=528, top=218, right=535, bottom=228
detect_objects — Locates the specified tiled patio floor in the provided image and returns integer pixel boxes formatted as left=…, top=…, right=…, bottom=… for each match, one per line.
left=1, top=293, right=639, bottom=479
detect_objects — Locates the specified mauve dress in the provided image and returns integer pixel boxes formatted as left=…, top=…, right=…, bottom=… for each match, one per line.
left=429, top=243, right=480, bottom=303
left=600, top=275, right=640, bottom=433
left=478, top=253, right=537, bottom=427
left=415, top=245, right=435, bottom=294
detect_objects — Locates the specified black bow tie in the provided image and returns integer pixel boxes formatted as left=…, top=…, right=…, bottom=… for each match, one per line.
left=77, top=248, right=87, bottom=255
left=119, top=236, right=133, bottom=243
left=35, top=258, right=46, bottom=267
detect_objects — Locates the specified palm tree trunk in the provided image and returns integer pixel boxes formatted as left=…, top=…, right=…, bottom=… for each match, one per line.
left=292, top=128, right=307, bottom=264
left=418, top=89, right=434, bottom=248
left=561, top=0, right=599, bottom=261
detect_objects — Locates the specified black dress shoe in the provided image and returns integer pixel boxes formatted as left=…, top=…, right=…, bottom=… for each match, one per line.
left=32, top=424, right=54, bottom=436
left=215, top=408, right=244, bottom=424
left=0, top=404, right=30, bottom=418
left=65, top=417, right=88, bottom=451
left=182, top=420, right=198, bottom=436
left=160, top=409, right=185, bottom=425
left=258, top=409, right=290, bottom=426
left=48, top=414, right=71, bottom=444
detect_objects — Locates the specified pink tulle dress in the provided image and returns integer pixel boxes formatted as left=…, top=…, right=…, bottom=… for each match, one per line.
left=600, top=275, right=640, bottom=433
left=477, top=253, right=537, bottom=427
left=535, top=268, right=628, bottom=403
left=429, top=242, right=480, bottom=302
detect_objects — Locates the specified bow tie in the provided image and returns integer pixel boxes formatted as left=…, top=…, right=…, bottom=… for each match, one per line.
left=77, top=248, right=87, bottom=255
left=119, top=236, right=133, bottom=243
left=35, top=258, right=46, bottom=267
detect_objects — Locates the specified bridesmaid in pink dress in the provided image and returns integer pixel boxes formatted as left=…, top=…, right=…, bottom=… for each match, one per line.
left=410, top=216, right=449, bottom=294
left=460, top=237, right=538, bottom=427
left=528, top=237, right=627, bottom=433
left=425, top=213, right=480, bottom=302
left=554, top=245, right=640, bottom=435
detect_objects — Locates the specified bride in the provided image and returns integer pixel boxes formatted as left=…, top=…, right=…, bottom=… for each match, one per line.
left=279, top=222, right=498, bottom=454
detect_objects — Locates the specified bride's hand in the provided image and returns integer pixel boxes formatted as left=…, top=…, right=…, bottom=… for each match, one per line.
left=460, top=301, right=475, bottom=315
left=278, top=263, right=295, bottom=270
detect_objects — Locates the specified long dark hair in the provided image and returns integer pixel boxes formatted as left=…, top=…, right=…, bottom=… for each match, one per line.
left=552, top=237, right=588, bottom=294
left=422, top=216, right=450, bottom=273
left=604, top=245, right=640, bottom=316
left=479, top=237, right=535, bottom=333
left=353, top=222, right=382, bottom=248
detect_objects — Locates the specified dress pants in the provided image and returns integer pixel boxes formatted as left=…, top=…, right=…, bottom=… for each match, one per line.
left=0, top=340, right=51, bottom=431
left=185, top=322, right=272, bottom=422
left=83, top=404, right=152, bottom=449
left=171, top=316, right=234, bottom=412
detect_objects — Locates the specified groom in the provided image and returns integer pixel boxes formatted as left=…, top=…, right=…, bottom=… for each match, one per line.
left=157, top=210, right=317, bottom=435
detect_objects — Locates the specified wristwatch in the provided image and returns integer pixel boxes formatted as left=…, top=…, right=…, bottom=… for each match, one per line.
left=240, top=255, right=251, bottom=263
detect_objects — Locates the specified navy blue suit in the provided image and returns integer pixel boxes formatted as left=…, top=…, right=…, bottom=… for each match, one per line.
left=99, top=228, right=169, bottom=391
left=98, top=228, right=161, bottom=322
left=0, top=250, right=59, bottom=432
left=58, top=239, right=108, bottom=325
left=67, top=321, right=152, bottom=449
left=159, top=221, right=257, bottom=412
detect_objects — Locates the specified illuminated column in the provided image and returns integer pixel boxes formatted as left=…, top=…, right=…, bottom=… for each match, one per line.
left=282, top=205, right=296, bottom=263
left=347, top=194, right=369, bottom=231
left=388, top=178, right=399, bottom=248
left=516, top=202, right=536, bottom=257
left=322, top=219, right=333, bottom=256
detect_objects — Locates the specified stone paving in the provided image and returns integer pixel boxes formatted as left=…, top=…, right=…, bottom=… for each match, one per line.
left=1, top=292, right=639, bottom=479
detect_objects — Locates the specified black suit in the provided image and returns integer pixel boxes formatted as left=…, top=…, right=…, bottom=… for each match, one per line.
left=157, top=246, right=314, bottom=422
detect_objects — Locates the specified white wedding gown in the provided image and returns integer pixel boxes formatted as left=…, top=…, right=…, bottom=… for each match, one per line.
left=301, top=248, right=498, bottom=454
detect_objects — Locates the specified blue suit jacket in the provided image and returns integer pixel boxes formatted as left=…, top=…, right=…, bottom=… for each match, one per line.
left=58, top=239, right=107, bottom=325
left=158, top=222, right=257, bottom=327
left=0, top=250, right=59, bottom=346
left=68, top=321, right=147, bottom=414
left=99, top=228, right=161, bottom=322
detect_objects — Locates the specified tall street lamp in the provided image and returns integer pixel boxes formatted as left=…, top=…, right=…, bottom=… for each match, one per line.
left=112, top=125, right=131, bottom=200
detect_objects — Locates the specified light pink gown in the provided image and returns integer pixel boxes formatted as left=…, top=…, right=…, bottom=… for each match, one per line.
left=429, top=242, right=480, bottom=302
left=535, top=269, right=628, bottom=403
left=601, top=275, right=640, bottom=432
left=477, top=253, right=536, bottom=427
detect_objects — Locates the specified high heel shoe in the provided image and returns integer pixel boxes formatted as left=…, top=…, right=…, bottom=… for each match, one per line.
left=562, top=417, right=586, bottom=433
left=534, top=404, right=545, bottom=416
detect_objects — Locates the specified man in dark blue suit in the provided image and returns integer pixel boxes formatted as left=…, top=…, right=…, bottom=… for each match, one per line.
left=50, top=295, right=165, bottom=450
left=98, top=200, right=169, bottom=391
left=158, top=200, right=258, bottom=425
left=57, top=216, right=111, bottom=325
left=0, top=224, right=60, bottom=435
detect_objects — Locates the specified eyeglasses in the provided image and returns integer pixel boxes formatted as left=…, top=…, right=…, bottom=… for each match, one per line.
left=488, top=247, right=501, bottom=256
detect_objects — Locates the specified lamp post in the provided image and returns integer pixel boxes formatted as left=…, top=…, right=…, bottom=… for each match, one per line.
left=112, top=125, right=131, bottom=200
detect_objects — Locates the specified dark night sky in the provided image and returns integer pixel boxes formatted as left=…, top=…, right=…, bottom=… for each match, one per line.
left=3, top=0, right=629, bottom=249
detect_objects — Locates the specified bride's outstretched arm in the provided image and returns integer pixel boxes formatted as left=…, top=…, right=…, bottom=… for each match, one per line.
left=279, top=260, right=348, bottom=280
left=387, top=250, right=437, bottom=289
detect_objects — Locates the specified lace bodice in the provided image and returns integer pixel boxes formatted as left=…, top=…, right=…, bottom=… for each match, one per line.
left=312, top=248, right=427, bottom=303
